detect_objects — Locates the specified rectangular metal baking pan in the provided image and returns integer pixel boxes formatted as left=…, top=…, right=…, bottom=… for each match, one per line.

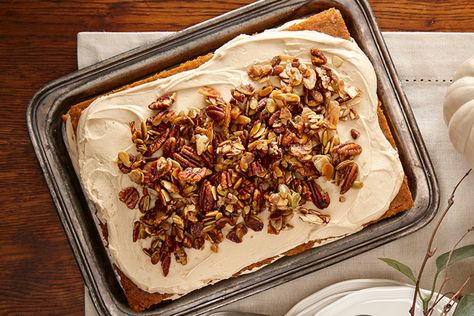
left=27, top=0, right=439, bottom=315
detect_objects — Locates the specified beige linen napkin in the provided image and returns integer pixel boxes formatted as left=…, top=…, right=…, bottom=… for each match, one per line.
left=78, top=31, right=474, bottom=316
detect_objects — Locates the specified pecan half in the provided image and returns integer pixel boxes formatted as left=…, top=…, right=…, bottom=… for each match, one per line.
left=307, top=181, right=330, bottom=209
left=119, top=187, right=139, bottom=209
left=146, top=129, right=169, bottom=156
left=148, top=92, right=177, bottom=110
left=132, top=221, right=141, bottom=242
left=161, top=252, right=171, bottom=277
left=162, top=136, right=177, bottom=157
left=173, top=145, right=205, bottom=168
left=333, top=143, right=362, bottom=156
left=177, top=167, right=209, bottom=184
left=340, top=162, right=359, bottom=194
left=226, top=223, right=248, bottom=243
left=189, top=222, right=204, bottom=239
left=206, top=104, right=226, bottom=122
left=198, top=180, right=215, bottom=212
left=244, top=214, right=264, bottom=232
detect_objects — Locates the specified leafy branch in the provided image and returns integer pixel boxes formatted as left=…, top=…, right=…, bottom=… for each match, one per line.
left=379, top=169, right=473, bottom=315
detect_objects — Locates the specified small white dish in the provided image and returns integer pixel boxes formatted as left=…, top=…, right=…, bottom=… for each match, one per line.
left=285, top=279, right=405, bottom=316
left=314, top=286, right=454, bottom=316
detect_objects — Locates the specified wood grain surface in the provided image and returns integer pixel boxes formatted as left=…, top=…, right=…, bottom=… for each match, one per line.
left=1, top=0, right=473, bottom=314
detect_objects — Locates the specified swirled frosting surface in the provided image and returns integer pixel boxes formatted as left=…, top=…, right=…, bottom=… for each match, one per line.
left=66, top=30, right=404, bottom=295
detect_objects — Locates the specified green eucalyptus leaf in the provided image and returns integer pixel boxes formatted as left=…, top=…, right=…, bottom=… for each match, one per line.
left=378, top=257, right=416, bottom=284
left=436, top=244, right=474, bottom=273
left=453, top=293, right=474, bottom=316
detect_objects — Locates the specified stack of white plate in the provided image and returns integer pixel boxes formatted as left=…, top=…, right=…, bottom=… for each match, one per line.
left=285, top=279, right=455, bottom=316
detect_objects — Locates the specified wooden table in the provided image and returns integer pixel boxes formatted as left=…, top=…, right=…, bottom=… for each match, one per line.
left=1, top=0, right=473, bottom=314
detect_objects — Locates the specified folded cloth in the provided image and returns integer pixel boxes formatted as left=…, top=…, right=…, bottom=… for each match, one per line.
left=77, top=32, right=172, bottom=69
left=79, top=31, right=474, bottom=316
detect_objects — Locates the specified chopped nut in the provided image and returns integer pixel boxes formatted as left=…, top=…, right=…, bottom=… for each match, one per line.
left=195, top=134, right=210, bottom=155
left=138, top=195, right=151, bottom=212
left=298, top=207, right=330, bottom=225
left=274, top=93, right=300, bottom=104
left=310, top=48, right=327, bottom=65
left=154, top=157, right=173, bottom=179
left=350, top=129, right=360, bottom=139
left=332, top=55, right=344, bottom=67
left=118, top=151, right=131, bottom=167
left=129, top=169, right=144, bottom=184
left=245, top=215, right=264, bottom=231
left=248, top=160, right=266, bottom=177
left=303, top=68, right=317, bottom=90
left=198, top=86, right=221, bottom=98
left=206, top=104, right=226, bottom=122
left=119, top=187, right=139, bottom=209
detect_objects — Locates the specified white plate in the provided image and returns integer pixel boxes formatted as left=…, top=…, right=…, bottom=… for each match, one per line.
left=285, top=279, right=405, bottom=316
left=314, top=286, right=455, bottom=316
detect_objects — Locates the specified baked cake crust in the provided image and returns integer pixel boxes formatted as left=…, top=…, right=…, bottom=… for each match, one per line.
left=65, top=8, right=413, bottom=312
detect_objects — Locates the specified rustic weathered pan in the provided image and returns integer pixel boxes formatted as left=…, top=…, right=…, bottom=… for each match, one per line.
left=27, top=0, right=439, bottom=314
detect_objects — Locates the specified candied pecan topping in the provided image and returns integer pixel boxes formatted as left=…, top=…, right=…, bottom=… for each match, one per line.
left=115, top=48, right=365, bottom=274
